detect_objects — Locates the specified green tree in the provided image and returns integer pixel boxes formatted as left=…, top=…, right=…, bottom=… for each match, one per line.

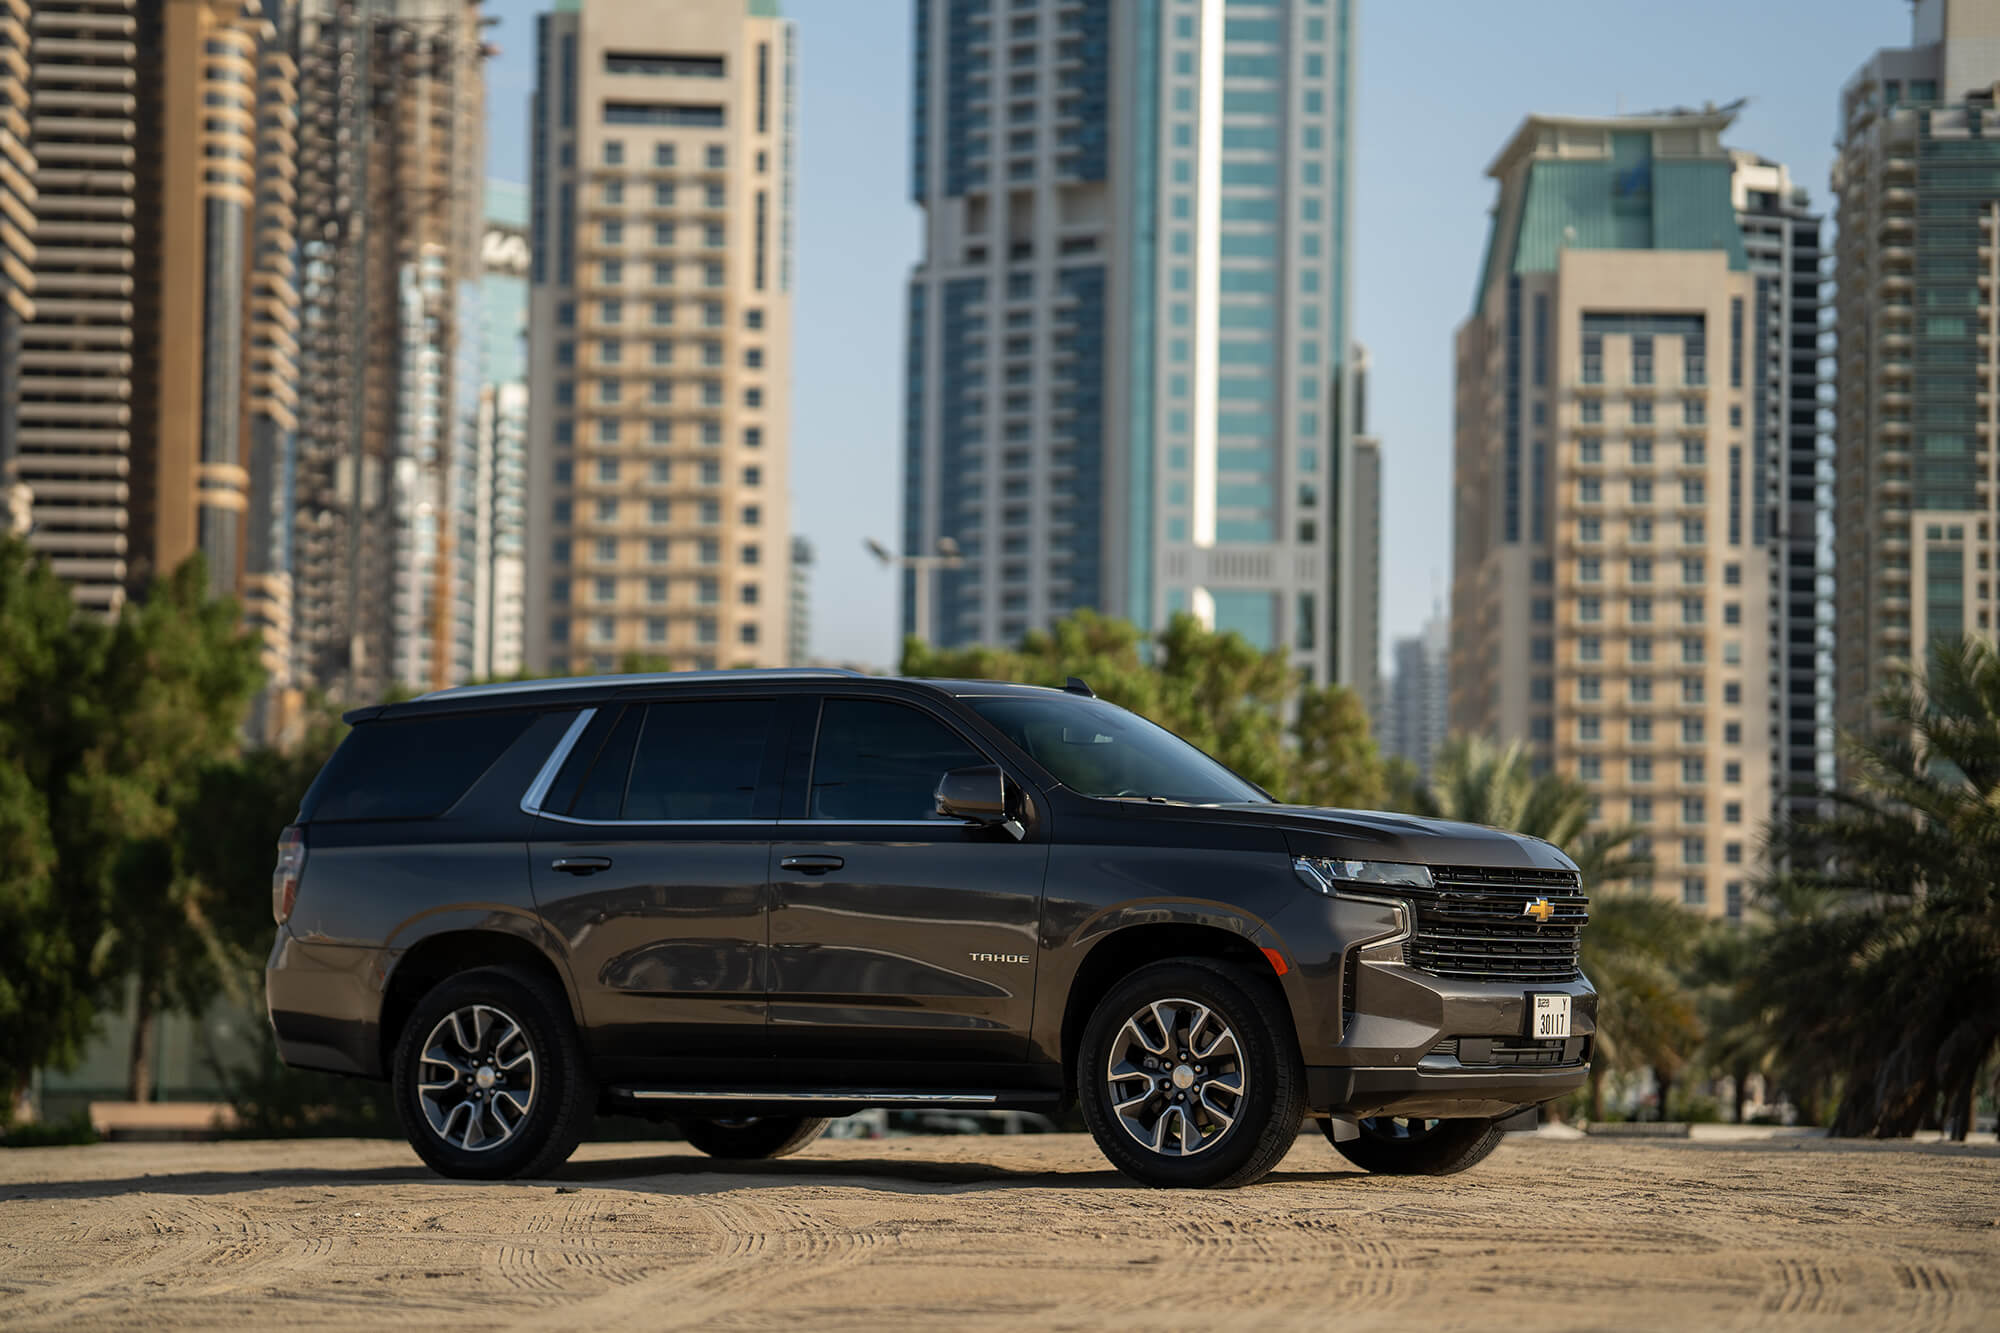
left=901, top=609, right=1383, bottom=807
left=1757, top=636, right=2000, bottom=1140
left=0, top=539, right=111, bottom=1113
left=75, top=557, right=266, bottom=1100
left=1424, top=735, right=1698, bottom=1118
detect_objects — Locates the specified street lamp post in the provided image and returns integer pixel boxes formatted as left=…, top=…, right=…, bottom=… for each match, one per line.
left=865, top=537, right=965, bottom=647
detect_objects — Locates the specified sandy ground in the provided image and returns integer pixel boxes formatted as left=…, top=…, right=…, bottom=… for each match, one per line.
left=0, top=1131, right=1995, bottom=1330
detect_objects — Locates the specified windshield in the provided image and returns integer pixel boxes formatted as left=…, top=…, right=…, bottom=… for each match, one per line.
left=965, top=694, right=1269, bottom=805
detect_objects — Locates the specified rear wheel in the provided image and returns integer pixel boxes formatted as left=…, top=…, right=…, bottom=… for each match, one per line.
left=1319, top=1115, right=1504, bottom=1176
left=1078, top=958, right=1304, bottom=1189
left=391, top=967, right=596, bottom=1181
left=680, top=1115, right=831, bottom=1160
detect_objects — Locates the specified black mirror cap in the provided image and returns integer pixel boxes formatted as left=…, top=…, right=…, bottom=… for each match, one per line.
left=935, top=764, right=1006, bottom=822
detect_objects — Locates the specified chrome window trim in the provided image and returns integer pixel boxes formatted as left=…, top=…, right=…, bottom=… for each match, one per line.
left=523, top=815, right=966, bottom=829
left=519, top=708, right=598, bottom=816
left=618, top=1089, right=998, bottom=1105
left=531, top=813, right=778, bottom=828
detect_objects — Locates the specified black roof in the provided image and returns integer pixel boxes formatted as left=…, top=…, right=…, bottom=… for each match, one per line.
left=342, top=670, right=1079, bottom=725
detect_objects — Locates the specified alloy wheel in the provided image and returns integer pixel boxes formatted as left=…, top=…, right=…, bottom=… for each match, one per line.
left=1103, top=997, right=1246, bottom=1157
left=416, top=1004, right=538, bottom=1152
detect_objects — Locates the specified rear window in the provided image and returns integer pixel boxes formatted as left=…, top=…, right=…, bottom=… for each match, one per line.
left=305, top=710, right=540, bottom=822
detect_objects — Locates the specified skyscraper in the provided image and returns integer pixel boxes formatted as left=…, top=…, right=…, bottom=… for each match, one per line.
left=471, top=179, right=530, bottom=680
left=788, top=532, right=812, bottom=665
left=0, top=0, right=32, bottom=463
left=1379, top=610, right=1448, bottom=781
left=290, top=0, right=487, bottom=699
left=901, top=0, right=1361, bottom=686
left=7, top=0, right=300, bottom=625
left=1833, top=0, right=2000, bottom=748
left=525, top=0, right=796, bottom=675
left=1452, top=107, right=1803, bottom=921
left=1731, top=151, right=1831, bottom=820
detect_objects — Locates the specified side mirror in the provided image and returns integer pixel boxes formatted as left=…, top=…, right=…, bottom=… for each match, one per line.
left=935, top=765, right=1025, bottom=840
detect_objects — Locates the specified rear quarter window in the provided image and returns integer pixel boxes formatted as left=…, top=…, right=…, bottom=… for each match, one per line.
left=304, top=710, right=541, bottom=822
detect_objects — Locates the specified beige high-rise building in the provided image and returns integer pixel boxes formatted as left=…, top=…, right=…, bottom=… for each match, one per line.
left=5, top=0, right=299, bottom=632
left=525, top=0, right=795, bottom=674
left=1453, top=107, right=1806, bottom=921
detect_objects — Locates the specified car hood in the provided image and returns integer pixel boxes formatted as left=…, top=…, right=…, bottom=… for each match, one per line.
left=1202, top=803, right=1579, bottom=873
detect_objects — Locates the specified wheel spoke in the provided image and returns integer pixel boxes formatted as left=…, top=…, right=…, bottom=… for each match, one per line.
left=421, top=1045, right=468, bottom=1078
left=1198, top=1070, right=1243, bottom=1097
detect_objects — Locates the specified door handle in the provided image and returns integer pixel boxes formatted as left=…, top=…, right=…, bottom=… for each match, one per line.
left=779, top=855, right=845, bottom=875
left=551, top=856, right=613, bottom=876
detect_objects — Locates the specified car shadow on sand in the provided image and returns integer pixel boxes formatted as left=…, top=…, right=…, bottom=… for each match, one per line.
left=0, top=1149, right=1368, bottom=1203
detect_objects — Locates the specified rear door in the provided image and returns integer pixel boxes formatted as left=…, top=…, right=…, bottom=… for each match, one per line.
left=528, top=694, right=786, bottom=1075
left=766, top=694, right=1050, bottom=1080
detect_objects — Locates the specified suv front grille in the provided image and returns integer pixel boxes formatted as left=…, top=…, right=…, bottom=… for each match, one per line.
left=1399, top=865, right=1587, bottom=984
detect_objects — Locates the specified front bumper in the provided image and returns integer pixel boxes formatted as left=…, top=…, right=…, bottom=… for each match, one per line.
left=1259, top=892, right=1598, bottom=1113
left=1307, top=1062, right=1588, bottom=1119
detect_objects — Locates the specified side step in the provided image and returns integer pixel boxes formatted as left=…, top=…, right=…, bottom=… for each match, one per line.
left=607, top=1087, right=1062, bottom=1112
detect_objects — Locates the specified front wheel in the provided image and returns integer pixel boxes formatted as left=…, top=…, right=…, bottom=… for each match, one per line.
left=680, top=1115, right=831, bottom=1160
left=1319, top=1115, right=1504, bottom=1176
left=1078, top=957, right=1304, bottom=1189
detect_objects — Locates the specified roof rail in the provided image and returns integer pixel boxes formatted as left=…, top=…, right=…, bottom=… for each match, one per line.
left=413, top=667, right=867, bottom=703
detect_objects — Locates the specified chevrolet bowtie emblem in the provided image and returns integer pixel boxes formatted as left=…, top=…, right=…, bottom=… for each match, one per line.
left=1522, top=898, right=1555, bottom=924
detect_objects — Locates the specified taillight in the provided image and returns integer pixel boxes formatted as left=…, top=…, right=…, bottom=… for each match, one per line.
left=273, top=825, right=306, bottom=924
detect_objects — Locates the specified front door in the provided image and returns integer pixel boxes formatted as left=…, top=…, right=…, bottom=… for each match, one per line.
left=766, top=695, right=1049, bottom=1083
left=529, top=695, right=786, bottom=1076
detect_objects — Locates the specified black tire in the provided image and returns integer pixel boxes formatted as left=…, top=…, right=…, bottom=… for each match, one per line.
left=680, top=1115, right=832, bottom=1160
left=1078, top=957, right=1305, bottom=1189
left=391, top=966, right=596, bottom=1181
left=1319, top=1115, right=1504, bottom=1176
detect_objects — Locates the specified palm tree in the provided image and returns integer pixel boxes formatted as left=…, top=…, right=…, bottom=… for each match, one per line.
left=1758, top=636, right=2000, bottom=1140
left=1426, top=736, right=1701, bottom=1119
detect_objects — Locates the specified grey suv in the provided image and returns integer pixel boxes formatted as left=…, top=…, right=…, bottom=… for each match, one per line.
left=267, top=669, right=1593, bottom=1188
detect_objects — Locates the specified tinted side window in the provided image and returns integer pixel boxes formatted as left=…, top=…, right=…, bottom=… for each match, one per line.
left=567, top=705, right=642, bottom=819
left=308, top=711, right=539, bottom=821
left=808, top=699, right=986, bottom=821
left=623, top=699, right=777, bottom=820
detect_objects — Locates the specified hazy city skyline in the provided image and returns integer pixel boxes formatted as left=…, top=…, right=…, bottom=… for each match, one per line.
left=474, top=1, right=1906, bottom=671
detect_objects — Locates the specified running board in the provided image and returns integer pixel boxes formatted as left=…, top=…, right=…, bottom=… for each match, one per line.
left=608, top=1087, right=1059, bottom=1109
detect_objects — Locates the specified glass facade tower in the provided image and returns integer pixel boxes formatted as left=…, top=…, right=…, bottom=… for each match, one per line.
left=903, top=0, right=1361, bottom=686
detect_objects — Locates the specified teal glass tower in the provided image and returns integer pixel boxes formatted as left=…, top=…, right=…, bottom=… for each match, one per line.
left=902, top=0, right=1360, bottom=687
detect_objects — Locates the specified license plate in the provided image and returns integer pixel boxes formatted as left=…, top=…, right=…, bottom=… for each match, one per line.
left=1530, top=993, right=1572, bottom=1039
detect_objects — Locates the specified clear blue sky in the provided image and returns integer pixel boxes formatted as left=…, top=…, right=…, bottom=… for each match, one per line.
left=478, top=0, right=1910, bottom=673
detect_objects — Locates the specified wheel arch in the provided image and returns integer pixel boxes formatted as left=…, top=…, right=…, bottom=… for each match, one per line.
left=1057, top=920, right=1288, bottom=1101
left=378, top=929, right=576, bottom=1078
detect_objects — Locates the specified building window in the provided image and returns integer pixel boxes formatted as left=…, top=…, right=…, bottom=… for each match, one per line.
left=604, top=140, right=624, bottom=166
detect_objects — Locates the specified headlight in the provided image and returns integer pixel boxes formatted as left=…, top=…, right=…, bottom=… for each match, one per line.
left=1292, top=856, right=1434, bottom=896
